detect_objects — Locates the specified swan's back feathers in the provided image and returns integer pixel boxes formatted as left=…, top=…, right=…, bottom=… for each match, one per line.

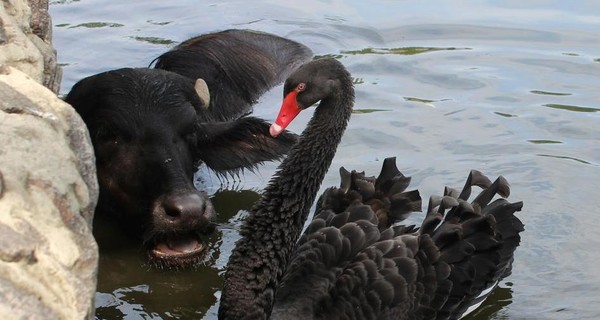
left=423, top=171, right=524, bottom=319
left=315, top=157, right=422, bottom=231
left=272, top=158, right=524, bottom=320
left=274, top=205, right=444, bottom=320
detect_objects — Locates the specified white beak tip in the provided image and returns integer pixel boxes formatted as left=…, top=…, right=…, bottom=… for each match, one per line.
left=269, top=123, right=283, bottom=137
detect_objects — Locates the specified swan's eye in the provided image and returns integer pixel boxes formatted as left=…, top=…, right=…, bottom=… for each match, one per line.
left=297, top=83, right=306, bottom=91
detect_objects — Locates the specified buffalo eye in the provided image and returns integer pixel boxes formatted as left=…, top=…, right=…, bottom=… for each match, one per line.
left=181, top=125, right=198, bottom=146
left=94, top=125, right=118, bottom=144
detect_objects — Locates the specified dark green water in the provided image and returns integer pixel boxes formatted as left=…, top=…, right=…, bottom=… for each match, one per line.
left=51, top=1, right=600, bottom=319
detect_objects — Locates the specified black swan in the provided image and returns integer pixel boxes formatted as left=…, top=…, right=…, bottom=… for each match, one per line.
left=219, top=58, right=524, bottom=319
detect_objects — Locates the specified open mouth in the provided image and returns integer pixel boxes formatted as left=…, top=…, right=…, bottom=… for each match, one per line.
left=152, top=235, right=204, bottom=257
left=147, top=233, right=208, bottom=269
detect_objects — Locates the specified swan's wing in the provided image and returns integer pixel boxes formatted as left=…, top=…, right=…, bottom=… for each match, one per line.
left=274, top=204, right=448, bottom=320
left=153, top=29, right=313, bottom=121
left=315, top=157, right=422, bottom=230
left=195, top=117, right=298, bottom=173
left=274, top=159, right=428, bottom=319
left=274, top=160, right=524, bottom=320
left=421, top=171, right=524, bottom=319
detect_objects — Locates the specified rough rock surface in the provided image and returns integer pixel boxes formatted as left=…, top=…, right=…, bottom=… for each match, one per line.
left=0, top=66, right=99, bottom=320
left=0, top=0, right=99, bottom=319
left=0, top=0, right=62, bottom=93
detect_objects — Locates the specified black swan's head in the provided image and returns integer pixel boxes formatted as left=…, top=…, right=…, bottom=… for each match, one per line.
left=270, top=58, right=351, bottom=136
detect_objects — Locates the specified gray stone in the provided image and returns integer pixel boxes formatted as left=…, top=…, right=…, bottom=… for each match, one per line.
left=0, top=0, right=101, bottom=318
left=0, top=277, right=61, bottom=320
left=0, top=22, right=6, bottom=45
left=28, top=0, right=51, bottom=41
left=0, top=66, right=99, bottom=320
left=0, top=0, right=61, bottom=92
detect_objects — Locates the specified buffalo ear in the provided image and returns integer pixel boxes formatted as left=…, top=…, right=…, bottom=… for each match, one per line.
left=194, top=78, right=210, bottom=109
left=196, top=116, right=297, bottom=172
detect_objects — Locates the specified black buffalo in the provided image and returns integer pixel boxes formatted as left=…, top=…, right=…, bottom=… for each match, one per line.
left=66, top=29, right=312, bottom=268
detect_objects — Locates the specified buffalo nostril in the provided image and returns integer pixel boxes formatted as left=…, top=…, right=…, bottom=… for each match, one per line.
left=162, top=193, right=206, bottom=219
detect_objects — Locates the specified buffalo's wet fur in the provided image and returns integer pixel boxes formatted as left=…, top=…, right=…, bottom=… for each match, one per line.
left=66, top=29, right=312, bottom=269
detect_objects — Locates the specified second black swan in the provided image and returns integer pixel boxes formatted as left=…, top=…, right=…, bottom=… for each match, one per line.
left=219, top=58, right=524, bottom=320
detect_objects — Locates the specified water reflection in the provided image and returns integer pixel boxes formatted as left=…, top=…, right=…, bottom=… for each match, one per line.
left=131, top=36, right=176, bottom=45
left=463, top=285, right=514, bottom=320
left=69, top=22, right=124, bottom=29
left=530, top=90, right=571, bottom=96
left=342, top=46, right=470, bottom=55
left=543, top=103, right=600, bottom=113
left=536, top=154, right=593, bottom=165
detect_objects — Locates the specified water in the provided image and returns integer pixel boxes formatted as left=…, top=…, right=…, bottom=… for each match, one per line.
left=50, top=1, right=600, bottom=319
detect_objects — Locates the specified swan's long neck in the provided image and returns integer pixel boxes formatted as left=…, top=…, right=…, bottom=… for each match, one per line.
left=219, top=81, right=353, bottom=320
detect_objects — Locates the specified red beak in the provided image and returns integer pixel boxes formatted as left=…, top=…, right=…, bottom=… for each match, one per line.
left=270, top=90, right=301, bottom=137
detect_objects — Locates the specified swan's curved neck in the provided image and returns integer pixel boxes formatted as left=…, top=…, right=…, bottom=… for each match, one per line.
left=220, top=81, right=353, bottom=319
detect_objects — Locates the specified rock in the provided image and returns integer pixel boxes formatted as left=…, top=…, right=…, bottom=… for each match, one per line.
left=0, top=0, right=61, bottom=93
left=0, top=66, right=99, bottom=319
left=0, top=0, right=99, bottom=318
left=28, top=0, right=52, bottom=41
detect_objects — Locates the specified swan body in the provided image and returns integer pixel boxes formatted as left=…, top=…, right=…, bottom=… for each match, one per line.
left=219, top=58, right=524, bottom=320
left=273, top=159, right=523, bottom=320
